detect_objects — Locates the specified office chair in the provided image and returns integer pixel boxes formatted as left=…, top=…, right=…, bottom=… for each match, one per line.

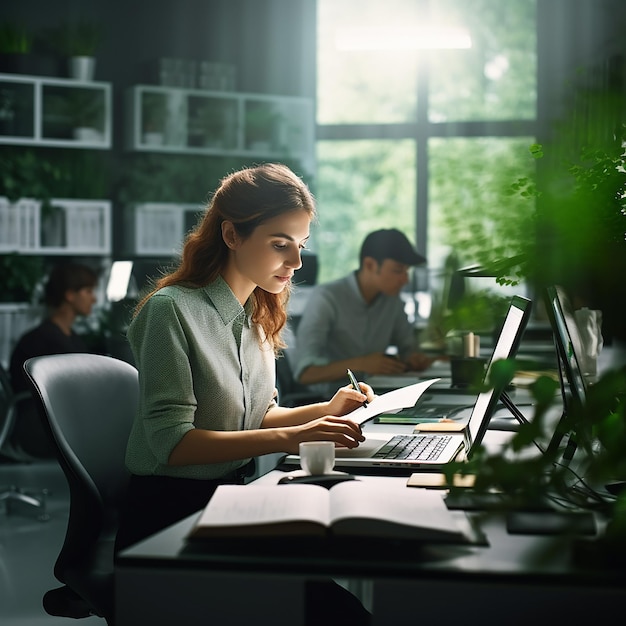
left=275, top=318, right=328, bottom=408
left=276, top=353, right=328, bottom=408
left=24, top=353, right=139, bottom=625
left=0, top=362, right=48, bottom=519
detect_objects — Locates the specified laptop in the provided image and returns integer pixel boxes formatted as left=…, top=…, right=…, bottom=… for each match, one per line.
left=286, top=294, right=533, bottom=471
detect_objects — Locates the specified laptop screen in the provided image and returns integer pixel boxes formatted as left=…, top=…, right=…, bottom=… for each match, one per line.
left=466, top=295, right=532, bottom=453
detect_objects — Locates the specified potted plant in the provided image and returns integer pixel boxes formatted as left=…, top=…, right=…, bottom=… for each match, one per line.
left=141, top=92, right=168, bottom=145
left=66, top=88, right=104, bottom=141
left=438, top=62, right=626, bottom=564
left=38, top=86, right=104, bottom=142
left=0, top=253, right=44, bottom=303
left=188, top=98, right=237, bottom=149
left=45, top=20, right=102, bottom=81
left=0, top=21, right=38, bottom=74
left=0, top=21, right=31, bottom=55
left=442, top=358, right=626, bottom=565
left=0, top=150, right=47, bottom=358
left=0, top=148, right=70, bottom=250
left=245, top=102, right=280, bottom=151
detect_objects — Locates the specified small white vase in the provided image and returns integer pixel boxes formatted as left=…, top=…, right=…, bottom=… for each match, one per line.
left=73, top=127, right=102, bottom=143
left=69, top=56, right=96, bottom=81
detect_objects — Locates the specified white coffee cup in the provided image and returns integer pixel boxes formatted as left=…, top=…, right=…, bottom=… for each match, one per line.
left=299, top=441, right=335, bottom=475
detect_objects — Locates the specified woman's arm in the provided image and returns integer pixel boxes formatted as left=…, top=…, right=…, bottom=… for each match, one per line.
left=168, top=384, right=373, bottom=466
left=262, top=381, right=373, bottom=427
left=167, top=415, right=364, bottom=466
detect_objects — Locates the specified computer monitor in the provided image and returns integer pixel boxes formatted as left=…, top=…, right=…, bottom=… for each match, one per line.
left=544, top=285, right=589, bottom=459
left=105, top=259, right=170, bottom=303
left=545, top=286, right=588, bottom=407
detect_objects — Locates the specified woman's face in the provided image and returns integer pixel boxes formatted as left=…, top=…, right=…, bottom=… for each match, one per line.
left=222, top=209, right=311, bottom=302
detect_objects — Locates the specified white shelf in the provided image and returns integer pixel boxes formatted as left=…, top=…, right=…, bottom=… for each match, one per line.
left=124, top=202, right=203, bottom=256
left=0, top=196, right=111, bottom=255
left=0, top=302, right=43, bottom=368
left=125, top=85, right=314, bottom=170
left=0, top=73, right=112, bottom=149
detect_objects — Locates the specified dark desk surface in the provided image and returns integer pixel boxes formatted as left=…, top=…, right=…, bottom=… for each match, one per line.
left=116, top=471, right=622, bottom=588
left=115, top=471, right=626, bottom=626
left=116, top=352, right=626, bottom=626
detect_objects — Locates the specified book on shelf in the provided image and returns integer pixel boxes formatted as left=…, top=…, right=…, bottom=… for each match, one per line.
left=188, top=480, right=477, bottom=543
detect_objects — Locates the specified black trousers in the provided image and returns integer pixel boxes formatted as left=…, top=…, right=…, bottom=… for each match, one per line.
left=114, top=472, right=370, bottom=625
left=115, top=470, right=248, bottom=553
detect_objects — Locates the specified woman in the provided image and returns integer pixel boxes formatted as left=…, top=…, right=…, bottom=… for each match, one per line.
left=116, top=163, right=372, bottom=552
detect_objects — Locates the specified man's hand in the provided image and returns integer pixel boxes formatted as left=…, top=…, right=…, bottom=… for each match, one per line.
left=360, top=353, right=408, bottom=375
left=405, top=352, right=437, bottom=372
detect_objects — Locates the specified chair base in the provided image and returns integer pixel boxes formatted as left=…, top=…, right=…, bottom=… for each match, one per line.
left=43, top=585, right=94, bottom=619
left=0, top=485, right=50, bottom=521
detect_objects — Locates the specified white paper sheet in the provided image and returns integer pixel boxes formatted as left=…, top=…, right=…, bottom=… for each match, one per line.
left=348, top=378, right=441, bottom=425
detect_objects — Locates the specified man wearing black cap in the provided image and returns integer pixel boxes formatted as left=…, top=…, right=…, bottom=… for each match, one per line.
left=293, top=229, right=434, bottom=393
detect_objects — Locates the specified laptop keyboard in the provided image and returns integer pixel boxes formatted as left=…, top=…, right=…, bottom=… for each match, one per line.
left=373, top=434, right=453, bottom=461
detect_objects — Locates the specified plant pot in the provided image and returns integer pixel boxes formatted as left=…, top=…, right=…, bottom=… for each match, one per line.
left=143, top=132, right=164, bottom=146
left=73, top=126, right=102, bottom=142
left=68, top=56, right=95, bottom=81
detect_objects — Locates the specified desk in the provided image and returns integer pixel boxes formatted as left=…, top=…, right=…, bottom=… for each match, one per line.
left=115, top=357, right=591, bottom=626
left=115, top=469, right=625, bottom=626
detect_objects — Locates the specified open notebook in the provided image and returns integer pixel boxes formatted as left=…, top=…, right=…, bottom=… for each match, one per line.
left=286, top=295, right=532, bottom=472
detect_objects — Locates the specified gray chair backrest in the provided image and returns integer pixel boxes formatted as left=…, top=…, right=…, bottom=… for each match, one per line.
left=24, top=353, right=139, bottom=621
left=24, top=353, right=138, bottom=526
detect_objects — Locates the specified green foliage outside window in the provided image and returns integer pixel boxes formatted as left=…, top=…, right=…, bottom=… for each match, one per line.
left=429, top=137, right=539, bottom=277
left=315, top=0, right=537, bottom=288
left=314, top=140, right=416, bottom=283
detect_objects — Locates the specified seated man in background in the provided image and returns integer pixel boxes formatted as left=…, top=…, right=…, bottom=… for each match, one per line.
left=6, top=262, right=98, bottom=458
left=293, top=228, right=434, bottom=395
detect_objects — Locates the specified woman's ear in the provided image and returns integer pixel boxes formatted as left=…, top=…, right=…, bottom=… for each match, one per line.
left=221, top=220, right=239, bottom=250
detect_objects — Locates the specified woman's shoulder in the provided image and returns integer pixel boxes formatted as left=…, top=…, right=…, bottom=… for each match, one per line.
left=141, top=284, right=214, bottom=317
left=151, top=284, right=203, bottom=302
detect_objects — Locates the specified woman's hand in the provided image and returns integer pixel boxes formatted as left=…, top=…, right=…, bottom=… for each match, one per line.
left=326, top=382, right=375, bottom=417
left=288, top=415, right=365, bottom=453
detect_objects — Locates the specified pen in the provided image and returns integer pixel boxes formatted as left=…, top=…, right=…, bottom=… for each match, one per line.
left=347, top=368, right=368, bottom=407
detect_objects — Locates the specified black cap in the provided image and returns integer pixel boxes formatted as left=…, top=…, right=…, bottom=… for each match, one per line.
left=360, top=229, right=426, bottom=266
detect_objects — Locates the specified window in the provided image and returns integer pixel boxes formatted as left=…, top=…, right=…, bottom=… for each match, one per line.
left=316, top=0, right=421, bottom=125
left=315, top=139, right=416, bottom=283
left=315, top=0, right=537, bottom=294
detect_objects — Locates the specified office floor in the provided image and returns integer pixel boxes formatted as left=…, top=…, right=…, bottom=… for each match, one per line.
left=0, top=458, right=105, bottom=625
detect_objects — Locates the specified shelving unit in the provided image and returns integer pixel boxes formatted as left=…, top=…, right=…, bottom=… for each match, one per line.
left=125, top=85, right=314, bottom=170
left=0, top=73, right=112, bottom=148
left=0, top=197, right=112, bottom=255
left=123, top=202, right=203, bottom=256
left=0, top=302, right=43, bottom=369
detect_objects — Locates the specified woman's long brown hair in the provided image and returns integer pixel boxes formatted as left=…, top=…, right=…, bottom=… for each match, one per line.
left=133, top=163, right=316, bottom=352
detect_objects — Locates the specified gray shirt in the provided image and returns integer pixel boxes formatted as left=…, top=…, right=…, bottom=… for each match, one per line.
left=293, top=272, right=417, bottom=393
left=125, top=276, right=277, bottom=480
